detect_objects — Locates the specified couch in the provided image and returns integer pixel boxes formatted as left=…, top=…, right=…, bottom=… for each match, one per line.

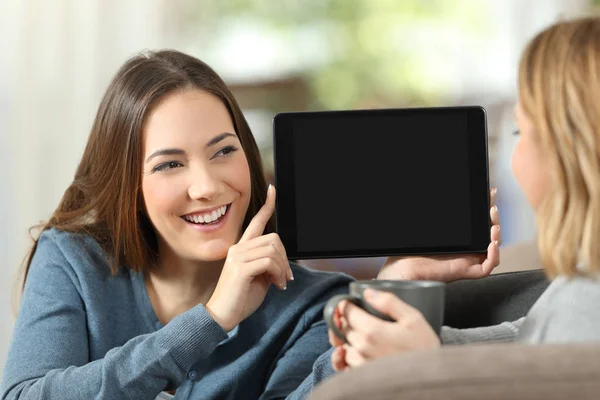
left=309, top=269, right=600, bottom=399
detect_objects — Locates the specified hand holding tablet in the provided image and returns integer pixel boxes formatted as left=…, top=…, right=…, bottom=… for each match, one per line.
left=273, top=106, right=491, bottom=260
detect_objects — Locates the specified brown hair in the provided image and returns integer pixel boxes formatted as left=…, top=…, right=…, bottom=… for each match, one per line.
left=22, top=50, right=273, bottom=289
left=518, top=16, right=600, bottom=277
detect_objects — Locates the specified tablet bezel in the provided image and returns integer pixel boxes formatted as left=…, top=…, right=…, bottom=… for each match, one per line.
left=273, top=106, right=490, bottom=260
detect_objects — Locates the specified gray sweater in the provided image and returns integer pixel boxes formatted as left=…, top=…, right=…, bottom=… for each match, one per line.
left=0, top=229, right=352, bottom=400
left=441, top=274, right=600, bottom=344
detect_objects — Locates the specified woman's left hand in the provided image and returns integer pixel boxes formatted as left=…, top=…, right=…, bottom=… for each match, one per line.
left=329, top=288, right=440, bottom=370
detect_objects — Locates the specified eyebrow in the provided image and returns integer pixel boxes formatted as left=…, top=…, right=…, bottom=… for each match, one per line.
left=206, top=132, right=237, bottom=148
left=145, top=132, right=237, bottom=163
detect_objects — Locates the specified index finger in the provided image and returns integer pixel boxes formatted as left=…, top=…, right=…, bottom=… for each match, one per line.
left=239, top=184, right=276, bottom=243
left=363, top=289, right=419, bottom=322
left=343, top=301, right=386, bottom=331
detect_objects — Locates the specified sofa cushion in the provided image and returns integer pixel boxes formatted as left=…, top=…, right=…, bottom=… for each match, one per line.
left=444, top=269, right=549, bottom=328
left=309, top=342, right=600, bottom=400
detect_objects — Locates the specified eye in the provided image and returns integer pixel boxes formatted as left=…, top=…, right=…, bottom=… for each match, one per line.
left=152, top=161, right=182, bottom=173
left=212, top=145, right=239, bottom=159
left=513, top=130, right=520, bottom=136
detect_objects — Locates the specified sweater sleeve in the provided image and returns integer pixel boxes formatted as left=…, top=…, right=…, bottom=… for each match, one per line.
left=440, top=317, right=525, bottom=345
left=0, top=234, right=228, bottom=400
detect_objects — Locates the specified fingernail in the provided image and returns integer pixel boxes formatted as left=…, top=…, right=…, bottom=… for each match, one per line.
left=494, top=205, right=499, bottom=214
left=268, top=184, right=273, bottom=194
left=494, top=240, right=499, bottom=247
left=492, top=187, right=498, bottom=195
left=364, top=288, right=379, bottom=299
left=290, top=272, right=295, bottom=281
left=496, top=225, right=501, bottom=233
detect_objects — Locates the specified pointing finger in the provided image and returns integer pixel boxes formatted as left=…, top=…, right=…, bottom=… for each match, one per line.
left=239, top=185, right=275, bottom=243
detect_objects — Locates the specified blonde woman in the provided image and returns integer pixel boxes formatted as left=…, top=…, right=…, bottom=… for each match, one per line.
left=328, top=16, right=600, bottom=370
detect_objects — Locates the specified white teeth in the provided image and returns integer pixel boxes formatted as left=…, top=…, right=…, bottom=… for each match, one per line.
left=184, top=205, right=228, bottom=224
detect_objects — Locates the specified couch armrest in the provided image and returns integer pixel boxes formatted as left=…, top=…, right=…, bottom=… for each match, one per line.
left=309, top=342, right=600, bottom=400
left=444, top=269, right=549, bottom=328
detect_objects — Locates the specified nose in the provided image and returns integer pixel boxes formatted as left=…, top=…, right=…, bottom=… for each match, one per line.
left=188, top=166, right=224, bottom=201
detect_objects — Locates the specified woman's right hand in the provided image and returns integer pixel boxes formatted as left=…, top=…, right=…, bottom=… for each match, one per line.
left=328, top=289, right=441, bottom=371
left=206, top=185, right=293, bottom=332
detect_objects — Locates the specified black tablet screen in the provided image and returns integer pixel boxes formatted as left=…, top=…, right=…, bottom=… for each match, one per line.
left=292, top=112, right=471, bottom=252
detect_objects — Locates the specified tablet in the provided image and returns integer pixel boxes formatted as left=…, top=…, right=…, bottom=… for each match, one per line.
left=273, top=106, right=490, bottom=259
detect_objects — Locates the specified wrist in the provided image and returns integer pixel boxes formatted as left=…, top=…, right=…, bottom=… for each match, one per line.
left=205, top=302, right=235, bottom=332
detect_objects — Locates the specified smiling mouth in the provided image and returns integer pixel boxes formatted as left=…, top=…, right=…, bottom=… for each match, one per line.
left=182, top=204, right=230, bottom=225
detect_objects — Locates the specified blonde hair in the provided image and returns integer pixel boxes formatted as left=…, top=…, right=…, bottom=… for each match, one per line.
left=518, top=16, right=600, bottom=278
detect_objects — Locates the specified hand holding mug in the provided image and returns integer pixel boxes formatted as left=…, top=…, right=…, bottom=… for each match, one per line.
left=324, top=280, right=444, bottom=370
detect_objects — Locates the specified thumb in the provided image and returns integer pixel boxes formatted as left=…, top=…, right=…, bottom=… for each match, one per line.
left=239, top=184, right=275, bottom=243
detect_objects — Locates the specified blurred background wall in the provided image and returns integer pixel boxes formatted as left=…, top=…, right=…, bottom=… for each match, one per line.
left=0, top=0, right=596, bottom=373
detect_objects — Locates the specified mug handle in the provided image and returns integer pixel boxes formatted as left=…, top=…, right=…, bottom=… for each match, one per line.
left=323, top=294, right=361, bottom=343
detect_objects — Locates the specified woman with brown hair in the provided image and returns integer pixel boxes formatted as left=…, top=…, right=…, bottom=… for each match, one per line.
left=0, top=50, right=356, bottom=399
left=328, top=16, right=600, bottom=371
